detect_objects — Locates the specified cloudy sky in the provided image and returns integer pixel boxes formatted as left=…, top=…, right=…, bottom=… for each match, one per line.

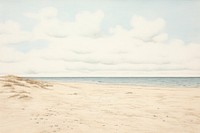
left=0, top=0, right=200, bottom=77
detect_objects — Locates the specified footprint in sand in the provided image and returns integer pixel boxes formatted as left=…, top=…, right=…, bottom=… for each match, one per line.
left=54, top=124, right=59, bottom=127
left=50, top=125, right=54, bottom=128
left=40, top=131, right=49, bottom=133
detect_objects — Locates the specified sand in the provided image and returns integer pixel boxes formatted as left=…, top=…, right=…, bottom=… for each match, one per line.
left=0, top=75, right=200, bottom=133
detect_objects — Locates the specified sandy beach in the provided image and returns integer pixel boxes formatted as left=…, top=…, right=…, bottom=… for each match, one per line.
left=0, top=75, right=200, bottom=133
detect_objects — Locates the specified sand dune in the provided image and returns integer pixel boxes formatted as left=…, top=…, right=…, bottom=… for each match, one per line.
left=0, top=75, right=200, bottom=133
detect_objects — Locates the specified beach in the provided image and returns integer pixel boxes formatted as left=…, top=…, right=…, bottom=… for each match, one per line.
left=0, top=75, right=200, bottom=133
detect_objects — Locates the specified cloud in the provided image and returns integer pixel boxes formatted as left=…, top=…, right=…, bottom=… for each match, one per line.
left=25, top=7, right=104, bottom=40
left=1, top=7, right=200, bottom=76
left=110, top=16, right=166, bottom=42
left=130, top=16, right=166, bottom=40
left=152, top=33, right=168, bottom=42
left=0, top=21, right=31, bottom=45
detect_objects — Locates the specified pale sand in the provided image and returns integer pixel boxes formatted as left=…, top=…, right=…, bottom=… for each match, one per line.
left=0, top=76, right=200, bottom=133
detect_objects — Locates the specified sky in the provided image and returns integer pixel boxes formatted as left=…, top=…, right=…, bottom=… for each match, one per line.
left=0, top=0, right=200, bottom=77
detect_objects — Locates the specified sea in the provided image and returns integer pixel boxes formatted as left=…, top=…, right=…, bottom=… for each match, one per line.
left=27, top=77, right=200, bottom=88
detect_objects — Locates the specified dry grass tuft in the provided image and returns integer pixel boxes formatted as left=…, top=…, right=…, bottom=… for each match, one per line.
left=18, top=90, right=30, bottom=94
left=8, top=94, right=20, bottom=98
left=18, top=94, right=32, bottom=99
left=3, top=75, right=53, bottom=89
left=4, top=79, right=20, bottom=84
left=3, top=83, right=13, bottom=87
left=8, top=93, right=32, bottom=100
left=10, top=90, right=17, bottom=93
left=3, top=75, right=22, bottom=79
left=14, top=83, right=28, bottom=87
left=25, top=79, right=53, bottom=89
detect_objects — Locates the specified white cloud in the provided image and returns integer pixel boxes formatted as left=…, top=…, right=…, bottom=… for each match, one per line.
left=110, top=16, right=166, bottom=42
left=25, top=7, right=104, bottom=40
left=130, top=16, right=166, bottom=40
left=152, top=33, right=168, bottom=42
left=1, top=7, right=200, bottom=77
left=0, top=46, right=25, bottom=63
left=0, top=21, right=31, bottom=45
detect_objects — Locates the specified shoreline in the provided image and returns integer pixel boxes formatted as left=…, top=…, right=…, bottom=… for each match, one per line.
left=0, top=76, right=200, bottom=133
left=23, top=76, right=200, bottom=89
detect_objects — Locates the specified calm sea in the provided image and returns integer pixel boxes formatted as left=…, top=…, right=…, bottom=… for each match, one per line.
left=27, top=77, right=200, bottom=88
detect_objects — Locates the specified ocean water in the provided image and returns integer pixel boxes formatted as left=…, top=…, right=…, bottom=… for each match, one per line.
left=27, top=77, right=200, bottom=88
